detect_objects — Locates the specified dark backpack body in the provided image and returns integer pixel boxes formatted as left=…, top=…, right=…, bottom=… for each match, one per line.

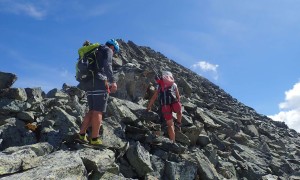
left=75, top=44, right=100, bottom=82
left=158, top=84, right=178, bottom=105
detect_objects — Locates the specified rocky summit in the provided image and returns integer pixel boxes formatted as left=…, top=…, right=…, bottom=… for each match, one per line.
left=0, top=40, right=300, bottom=180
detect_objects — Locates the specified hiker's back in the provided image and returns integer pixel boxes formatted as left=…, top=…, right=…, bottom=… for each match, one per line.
left=158, top=83, right=178, bottom=105
left=76, top=42, right=100, bottom=82
left=95, top=45, right=111, bottom=69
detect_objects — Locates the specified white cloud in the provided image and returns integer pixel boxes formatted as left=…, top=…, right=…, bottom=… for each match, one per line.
left=191, top=61, right=219, bottom=80
left=191, top=61, right=219, bottom=72
left=269, top=81, right=300, bottom=132
left=0, top=1, right=47, bottom=20
left=279, top=82, right=300, bottom=110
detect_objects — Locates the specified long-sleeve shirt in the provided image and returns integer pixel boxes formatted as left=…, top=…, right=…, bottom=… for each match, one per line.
left=95, top=45, right=116, bottom=83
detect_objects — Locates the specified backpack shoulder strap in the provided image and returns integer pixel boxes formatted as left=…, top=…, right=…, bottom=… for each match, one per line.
left=171, top=83, right=177, bottom=90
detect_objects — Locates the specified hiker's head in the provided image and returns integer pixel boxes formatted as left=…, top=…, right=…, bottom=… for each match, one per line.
left=106, top=39, right=120, bottom=54
left=162, top=71, right=173, bottom=78
left=162, top=71, right=174, bottom=86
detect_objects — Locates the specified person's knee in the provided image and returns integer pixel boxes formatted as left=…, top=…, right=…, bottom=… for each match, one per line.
left=166, top=119, right=174, bottom=126
left=91, top=111, right=102, bottom=116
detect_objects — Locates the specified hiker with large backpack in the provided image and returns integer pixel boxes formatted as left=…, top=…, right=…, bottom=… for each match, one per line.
left=76, top=39, right=120, bottom=146
left=146, top=71, right=182, bottom=142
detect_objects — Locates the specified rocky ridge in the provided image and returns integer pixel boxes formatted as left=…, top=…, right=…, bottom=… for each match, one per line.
left=0, top=40, right=299, bottom=180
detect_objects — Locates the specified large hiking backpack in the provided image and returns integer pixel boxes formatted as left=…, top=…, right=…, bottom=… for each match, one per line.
left=75, top=43, right=100, bottom=82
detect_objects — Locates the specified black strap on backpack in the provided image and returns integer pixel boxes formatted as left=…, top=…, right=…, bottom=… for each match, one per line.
left=159, top=84, right=177, bottom=105
left=76, top=47, right=99, bottom=82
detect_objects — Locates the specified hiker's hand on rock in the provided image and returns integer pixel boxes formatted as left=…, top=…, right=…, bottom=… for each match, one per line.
left=110, top=82, right=117, bottom=93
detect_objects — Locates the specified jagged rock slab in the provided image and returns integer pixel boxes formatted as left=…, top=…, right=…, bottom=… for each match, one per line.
left=0, top=142, right=53, bottom=175
left=126, top=141, right=153, bottom=177
left=1, top=150, right=87, bottom=179
left=0, top=72, right=17, bottom=89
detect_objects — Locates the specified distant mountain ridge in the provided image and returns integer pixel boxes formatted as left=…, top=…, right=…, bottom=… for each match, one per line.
left=0, top=40, right=299, bottom=179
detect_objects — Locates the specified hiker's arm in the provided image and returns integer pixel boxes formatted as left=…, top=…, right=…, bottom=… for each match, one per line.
left=176, top=87, right=180, bottom=102
left=147, top=91, right=158, bottom=111
left=103, top=48, right=116, bottom=84
left=103, top=48, right=117, bottom=93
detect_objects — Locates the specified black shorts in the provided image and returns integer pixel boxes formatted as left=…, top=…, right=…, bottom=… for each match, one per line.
left=78, top=79, right=109, bottom=112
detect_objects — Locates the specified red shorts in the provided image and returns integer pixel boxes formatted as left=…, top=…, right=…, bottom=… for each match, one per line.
left=161, top=101, right=182, bottom=121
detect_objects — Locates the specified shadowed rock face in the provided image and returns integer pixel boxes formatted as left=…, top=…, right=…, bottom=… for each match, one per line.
left=0, top=72, right=17, bottom=89
left=0, top=40, right=299, bottom=180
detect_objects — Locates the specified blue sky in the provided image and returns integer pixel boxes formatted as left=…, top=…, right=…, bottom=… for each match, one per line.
left=1, top=0, right=300, bottom=132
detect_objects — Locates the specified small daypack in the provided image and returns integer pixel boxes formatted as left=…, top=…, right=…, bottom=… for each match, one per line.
left=75, top=43, right=100, bottom=82
left=158, top=83, right=178, bottom=105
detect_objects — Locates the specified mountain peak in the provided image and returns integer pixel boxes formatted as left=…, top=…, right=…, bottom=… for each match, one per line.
left=0, top=40, right=299, bottom=179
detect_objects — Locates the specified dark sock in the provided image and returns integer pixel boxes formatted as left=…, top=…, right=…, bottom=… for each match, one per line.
left=80, top=133, right=85, bottom=136
left=92, top=137, right=98, bottom=141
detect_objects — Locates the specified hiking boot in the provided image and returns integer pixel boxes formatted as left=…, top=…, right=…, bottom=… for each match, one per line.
left=75, top=133, right=89, bottom=144
left=90, top=138, right=102, bottom=145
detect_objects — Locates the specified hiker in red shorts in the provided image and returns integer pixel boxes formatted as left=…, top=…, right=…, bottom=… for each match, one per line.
left=147, top=71, right=182, bottom=142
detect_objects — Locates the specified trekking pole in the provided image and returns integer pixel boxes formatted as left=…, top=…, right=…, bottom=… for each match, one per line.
left=147, top=58, right=168, bottom=79
left=147, top=58, right=160, bottom=79
left=147, top=58, right=165, bottom=89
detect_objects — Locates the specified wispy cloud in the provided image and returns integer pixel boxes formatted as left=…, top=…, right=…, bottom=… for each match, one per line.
left=83, top=3, right=115, bottom=18
left=1, top=45, right=76, bottom=92
left=14, top=77, right=59, bottom=93
left=180, top=30, right=223, bottom=56
left=191, top=61, right=219, bottom=80
left=269, top=81, right=300, bottom=132
left=13, top=66, right=76, bottom=93
left=150, top=40, right=194, bottom=62
left=0, top=1, right=115, bottom=20
left=0, top=1, right=47, bottom=20
left=214, top=18, right=248, bottom=42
